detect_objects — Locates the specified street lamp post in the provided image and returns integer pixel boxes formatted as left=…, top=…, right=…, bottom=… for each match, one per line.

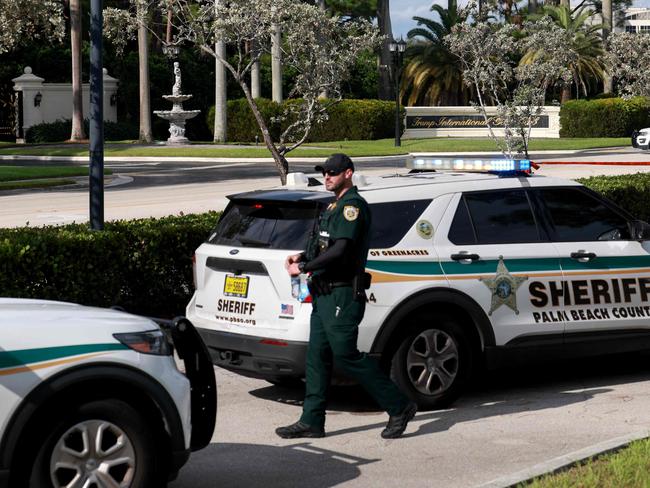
left=389, top=37, right=407, bottom=147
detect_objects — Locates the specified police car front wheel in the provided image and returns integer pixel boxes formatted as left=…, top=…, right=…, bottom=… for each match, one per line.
left=29, top=399, right=161, bottom=488
left=391, top=317, right=472, bottom=410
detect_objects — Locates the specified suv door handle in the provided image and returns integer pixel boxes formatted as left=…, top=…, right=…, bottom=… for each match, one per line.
left=451, top=253, right=480, bottom=262
left=570, top=251, right=597, bottom=262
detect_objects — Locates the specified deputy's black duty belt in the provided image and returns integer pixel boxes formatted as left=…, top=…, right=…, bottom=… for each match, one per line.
left=330, top=281, right=353, bottom=288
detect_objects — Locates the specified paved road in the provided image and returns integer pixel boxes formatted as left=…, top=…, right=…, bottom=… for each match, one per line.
left=170, top=355, right=650, bottom=488
left=1, top=146, right=650, bottom=228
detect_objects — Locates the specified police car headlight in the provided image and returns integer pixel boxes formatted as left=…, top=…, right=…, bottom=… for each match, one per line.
left=113, top=329, right=172, bottom=356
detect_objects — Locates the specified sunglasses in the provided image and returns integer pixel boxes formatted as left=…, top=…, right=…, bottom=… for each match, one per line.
left=321, top=169, right=342, bottom=177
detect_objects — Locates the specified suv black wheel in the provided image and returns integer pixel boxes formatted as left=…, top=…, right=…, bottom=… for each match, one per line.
left=391, top=315, right=472, bottom=410
left=29, top=399, right=162, bottom=488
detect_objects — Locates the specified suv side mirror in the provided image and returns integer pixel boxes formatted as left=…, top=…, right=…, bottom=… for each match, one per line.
left=629, top=220, right=650, bottom=241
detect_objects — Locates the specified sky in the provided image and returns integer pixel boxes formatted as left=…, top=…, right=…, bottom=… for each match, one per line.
left=389, top=0, right=650, bottom=38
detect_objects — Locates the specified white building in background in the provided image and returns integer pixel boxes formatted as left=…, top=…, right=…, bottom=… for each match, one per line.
left=616, top=7, right=650, bottom=33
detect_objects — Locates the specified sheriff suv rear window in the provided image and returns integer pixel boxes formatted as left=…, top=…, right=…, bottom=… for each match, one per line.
left=208, top=202, right=320, bottom=250
left=369, top=199, right=432, bottom=248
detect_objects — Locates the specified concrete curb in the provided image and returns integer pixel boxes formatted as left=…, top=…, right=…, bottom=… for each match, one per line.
left=0, top=151, right=588, bottom=164
left=477, top=430, right=650, bottom=488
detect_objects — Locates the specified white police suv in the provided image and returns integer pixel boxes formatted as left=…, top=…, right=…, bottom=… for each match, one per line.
left=0, top=298, right=216, bottom=488
left=187, top=157, right=650, bottom=410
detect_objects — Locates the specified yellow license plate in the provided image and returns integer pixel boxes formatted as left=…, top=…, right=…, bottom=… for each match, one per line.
left=223, top=275, right=250, bottom=298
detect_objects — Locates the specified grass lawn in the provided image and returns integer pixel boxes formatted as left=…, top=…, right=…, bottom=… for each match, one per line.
left=0, top=166, right=112, bottom=182
left=0, top=179, right=77, bottom=190
left=521, top=438, right=650, bottom=487
left=0, top=137, right=630, bottom=158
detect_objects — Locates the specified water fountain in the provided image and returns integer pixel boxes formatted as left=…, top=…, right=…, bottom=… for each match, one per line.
left=154, top=61, right=200, bottom=145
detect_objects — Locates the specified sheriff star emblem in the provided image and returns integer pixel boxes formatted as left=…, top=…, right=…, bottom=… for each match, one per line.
left=480, top=256, right=528, bottom=316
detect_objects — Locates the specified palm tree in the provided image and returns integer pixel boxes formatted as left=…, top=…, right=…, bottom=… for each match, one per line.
left=521, top=5, right=604, bottom=102
left=69, top=0, right=86, bottom=141
left=401, top=0, right=471, bottom=106
left=137, top=0, right=152, bottom=143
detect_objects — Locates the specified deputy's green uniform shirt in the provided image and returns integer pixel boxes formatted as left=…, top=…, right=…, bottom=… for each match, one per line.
left=309, top=185, right=370, bottom=283
left=300, top=185, right=409, bottom=429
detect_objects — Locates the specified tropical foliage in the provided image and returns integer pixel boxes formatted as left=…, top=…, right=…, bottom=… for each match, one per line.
left=0, top=0, right=64, bottom=54
left=446, top=9, right=576, bottom=157
left=522, top=5, right=604, bottom=102
left=402, top=0, right=470, bottom=106
left=606, top=32, right=650, bottom=98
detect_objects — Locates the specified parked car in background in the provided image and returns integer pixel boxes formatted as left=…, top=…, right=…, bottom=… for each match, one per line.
left=0, top=298, right=216, bottom=488
left=633, top=128, right=650, bottom=149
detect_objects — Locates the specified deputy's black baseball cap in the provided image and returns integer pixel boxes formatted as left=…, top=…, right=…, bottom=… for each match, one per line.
left=315, top=153, right=354, bottom=174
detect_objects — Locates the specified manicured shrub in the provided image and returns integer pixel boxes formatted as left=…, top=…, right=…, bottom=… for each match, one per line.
left=0, top=213, right=219, bottom=317
left=25, top=119, right=139, bottom=143
left=560, top=97, right=650, bottom=138
left=206, top=98, right=282, bottom=143
left=577, top=173, right=650, bottom=222
left=207, top=98, right=402, bottom=142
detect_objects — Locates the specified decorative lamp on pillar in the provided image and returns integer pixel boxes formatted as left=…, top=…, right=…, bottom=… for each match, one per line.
left=33, top=91, right=42, bottom=107
left=388, top=37, right=407, bottom=147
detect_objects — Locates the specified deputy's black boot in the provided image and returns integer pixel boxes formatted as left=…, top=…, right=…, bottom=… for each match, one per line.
left=275, top=421, right=325, bottom=439
left=381, top=402, right=417, bottom=439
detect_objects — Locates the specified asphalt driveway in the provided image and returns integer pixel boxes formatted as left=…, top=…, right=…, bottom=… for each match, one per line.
left=170, top=354, right=650, bottom=488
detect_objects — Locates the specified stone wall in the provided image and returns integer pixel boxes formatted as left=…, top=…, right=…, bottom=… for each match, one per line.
left=12, top=66, right=118, bottom=139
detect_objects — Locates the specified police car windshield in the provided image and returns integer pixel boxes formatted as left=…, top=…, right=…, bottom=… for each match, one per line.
left=208, top=201, right=320, bottom=250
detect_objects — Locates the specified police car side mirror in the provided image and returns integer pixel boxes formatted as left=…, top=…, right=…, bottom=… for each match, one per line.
left=629, top=220, right=650, bottom=241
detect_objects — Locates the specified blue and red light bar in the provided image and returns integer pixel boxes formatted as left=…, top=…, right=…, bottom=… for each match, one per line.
left=407, top=157, right=532, bottom=174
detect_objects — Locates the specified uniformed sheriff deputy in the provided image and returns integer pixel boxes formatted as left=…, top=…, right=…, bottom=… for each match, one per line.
left=276, top=153, right=417, bottom=440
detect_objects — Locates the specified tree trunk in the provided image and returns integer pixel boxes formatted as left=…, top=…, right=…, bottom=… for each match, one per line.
left=376, top=0, right=393, bottom=101
left=271, top=25, right=283, bottom=103
left=69, top=0, right=86, bottom=141
left=528, top=0, right=537, bottom=14
left=602, top=0, right=613, bottom=93
left=251, top=60, right=261, bottom=99
left=561, top=85, right=571, bottom=103
left=214, top=40, right=227, bottom=142
left=249, top=40, right=261, bottom=99
left=240, top=79, right=288, bottom=183
left=137, top=1, right=153, bottom=143
left=560, top=0, right=569, bottom=7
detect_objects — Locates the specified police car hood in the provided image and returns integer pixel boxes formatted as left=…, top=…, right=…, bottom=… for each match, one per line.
left=0, top=298, right=158, bottom=338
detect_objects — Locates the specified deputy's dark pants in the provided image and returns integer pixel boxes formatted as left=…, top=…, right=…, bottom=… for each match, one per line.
left=300, top=286, right=409, bottom=429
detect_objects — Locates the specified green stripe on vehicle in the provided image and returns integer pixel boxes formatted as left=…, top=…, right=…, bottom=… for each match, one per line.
left=367, top=255, right=650, bottom=276
left=0, top=343, right=129, bottom=369
left=560, top=255, right=650, bottom=271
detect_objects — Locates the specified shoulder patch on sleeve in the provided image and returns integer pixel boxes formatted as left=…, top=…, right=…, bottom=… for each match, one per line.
left=343, top=205, right=359, bottom=221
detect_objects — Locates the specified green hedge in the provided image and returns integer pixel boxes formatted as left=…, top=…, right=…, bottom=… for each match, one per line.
left=577, top=173, right=650, bottom=222
left=25, top=119, right=139, bottom=143
left=207, top=98, right=403, bottom=142
left=0, top=213, right=218, bottom=317
left=560, top=97, right=650, bottom=138
left=1, top=174, right=649, bottom=316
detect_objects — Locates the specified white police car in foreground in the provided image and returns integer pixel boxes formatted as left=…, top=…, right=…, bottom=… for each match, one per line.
left=187, top=157, right=650, bottom=410
left=0, top=298, right=216, bottom=488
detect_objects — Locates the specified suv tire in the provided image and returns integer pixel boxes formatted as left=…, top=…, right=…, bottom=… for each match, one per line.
left=29, top=398, right=161, bottom=488
left=391, top=315, right=472, bottom=410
